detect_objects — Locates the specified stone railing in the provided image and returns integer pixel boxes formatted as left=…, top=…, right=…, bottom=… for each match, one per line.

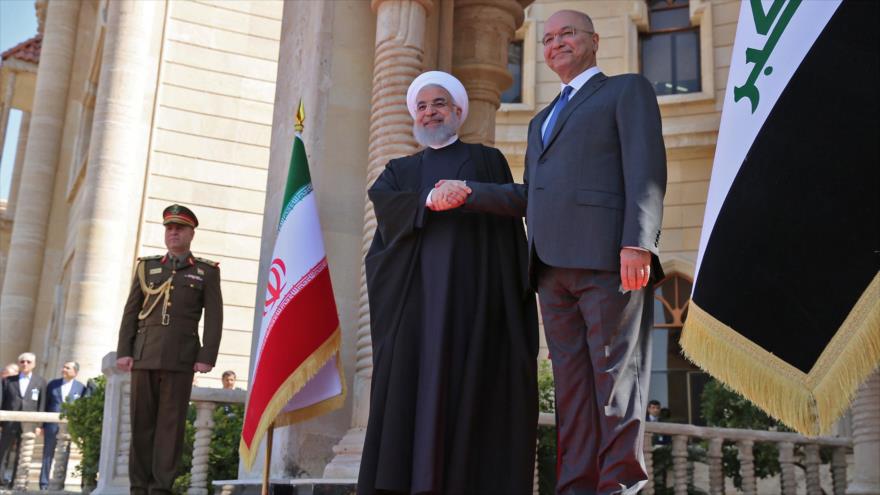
left=0, top=410, right=73, bottom=490
left=536, top=412, right=851, bottom=494
left=93, top=352, right=247, bottom=495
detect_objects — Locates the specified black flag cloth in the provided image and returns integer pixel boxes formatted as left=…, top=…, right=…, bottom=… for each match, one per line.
left=681, top=0, right=879, bottom=436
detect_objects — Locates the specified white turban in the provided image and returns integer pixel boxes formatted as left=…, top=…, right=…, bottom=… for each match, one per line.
left=406, top=71, right=469, bottom=123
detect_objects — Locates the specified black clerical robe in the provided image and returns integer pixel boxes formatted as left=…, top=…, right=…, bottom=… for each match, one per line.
left=358, top=140, right=539, bottom=495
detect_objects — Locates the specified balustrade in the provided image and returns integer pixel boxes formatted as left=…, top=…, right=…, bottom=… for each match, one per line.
left=536, top=413, right=852, bottom=494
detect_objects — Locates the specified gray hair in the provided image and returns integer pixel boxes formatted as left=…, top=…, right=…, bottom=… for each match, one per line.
left=65, top=361, right=80, bottom=372
left=18, top=352, right=36, bottom=363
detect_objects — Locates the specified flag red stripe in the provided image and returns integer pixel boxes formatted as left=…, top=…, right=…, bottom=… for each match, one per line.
left=241, top=264, right=339, bottom=445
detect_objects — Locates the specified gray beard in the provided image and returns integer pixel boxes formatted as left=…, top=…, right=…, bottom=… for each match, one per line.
left=413, top=118, right=459, bottom=148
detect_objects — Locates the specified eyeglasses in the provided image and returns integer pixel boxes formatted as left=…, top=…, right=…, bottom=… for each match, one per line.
left=416, top=98, right=455, bottom=114
left=542, top=27, right=594, bottom=47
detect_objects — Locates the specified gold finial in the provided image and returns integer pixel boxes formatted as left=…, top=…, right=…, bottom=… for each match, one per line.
left=295, top=99, right=305, bottom=133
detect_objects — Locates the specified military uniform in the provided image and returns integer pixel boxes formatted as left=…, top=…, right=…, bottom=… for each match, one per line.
left=116, top=205, right=222, bottom=495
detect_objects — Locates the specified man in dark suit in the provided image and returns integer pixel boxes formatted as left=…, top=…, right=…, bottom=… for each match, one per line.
left=116, top=204, right=223, bottom=495
left=39, top=361, right=86, bottom=490
left=0, top=352, right=47, bottom=487
left=435, top=9, right=666, bottom=494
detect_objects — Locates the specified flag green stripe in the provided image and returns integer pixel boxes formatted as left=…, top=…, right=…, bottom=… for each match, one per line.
left=281, top=134, right=312, bottom=218
left=278, top=133, right=312, bottom=228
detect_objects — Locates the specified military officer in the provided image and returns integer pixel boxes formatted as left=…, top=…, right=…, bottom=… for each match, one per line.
left=116, top=204, right=223, bottom=495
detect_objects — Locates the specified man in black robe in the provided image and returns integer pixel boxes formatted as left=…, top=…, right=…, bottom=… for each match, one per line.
left=357, top=71, right=539, bottom=495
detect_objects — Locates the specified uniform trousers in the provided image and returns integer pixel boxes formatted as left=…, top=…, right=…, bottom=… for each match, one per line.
left=130, top=369, right=194, bottom=495
left=538, top=266, right=653, bottom=495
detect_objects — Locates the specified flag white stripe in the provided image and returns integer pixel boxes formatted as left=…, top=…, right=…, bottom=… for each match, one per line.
left=695, top=0, right=841, bottom=279
left=252, top=191, right=326, bottom=378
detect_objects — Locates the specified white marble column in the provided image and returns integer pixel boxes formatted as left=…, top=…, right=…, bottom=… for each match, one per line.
left=60, top=0, right=155, bottom=377
left=323, top=0, right=431, bottom=478
left=6, top=111, right=31, bottom=220
left=93, top=352, right=132, bottom=495
left=0, top=0, right=80, bottom=366
left=847, top=371, right=880, bottom=495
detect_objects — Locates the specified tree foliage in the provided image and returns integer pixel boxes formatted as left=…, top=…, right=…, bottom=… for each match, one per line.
left=61, top=376, right=105, bottom=489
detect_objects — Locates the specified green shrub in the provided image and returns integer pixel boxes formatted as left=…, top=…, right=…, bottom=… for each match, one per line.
left=700, top=378, right=790, bottom=487
left=61, top=376, right=105, bottom=489
left=536, top=359, right=556, bottom=495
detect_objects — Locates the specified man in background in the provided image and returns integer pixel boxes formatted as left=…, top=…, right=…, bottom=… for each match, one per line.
left=0, top=352, right=47, bottom=487
left=221, top=370, right=236, bottom=390
left=40, top=361, right=86, bottom=490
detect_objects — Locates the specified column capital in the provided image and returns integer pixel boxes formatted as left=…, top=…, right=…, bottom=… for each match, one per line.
left=371, top=0, right=434, bottom=16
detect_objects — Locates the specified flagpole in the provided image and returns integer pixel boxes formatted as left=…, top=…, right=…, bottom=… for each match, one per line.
left=261, top=422, right=274, bottom=495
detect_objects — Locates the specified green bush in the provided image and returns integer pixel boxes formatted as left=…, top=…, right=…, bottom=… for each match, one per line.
left=61, top=376, right=105, bottom=489
left=536, top=359, right=556, bottom=495
left=700, top=378, right=789, bottom=488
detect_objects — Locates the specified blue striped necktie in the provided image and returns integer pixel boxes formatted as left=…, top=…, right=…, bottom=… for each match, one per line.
left=542, top=85, right=573, bottom=147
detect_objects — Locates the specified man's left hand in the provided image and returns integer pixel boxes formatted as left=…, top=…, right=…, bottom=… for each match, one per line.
left=620, top=247, right=651, bottom=291
left=193, top=362, right=213, bottom=373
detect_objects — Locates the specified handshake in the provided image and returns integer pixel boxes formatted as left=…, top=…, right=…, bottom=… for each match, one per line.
left=428, top=179, right=472, bottom=211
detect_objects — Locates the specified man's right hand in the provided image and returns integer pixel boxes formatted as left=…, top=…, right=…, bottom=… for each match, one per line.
left=116, top=356, right=134, bottom=372
left=430, top=180, right=471, bottom=211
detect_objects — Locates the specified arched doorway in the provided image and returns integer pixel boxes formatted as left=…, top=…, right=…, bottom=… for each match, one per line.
left=649, top=273, right=707, bottom=424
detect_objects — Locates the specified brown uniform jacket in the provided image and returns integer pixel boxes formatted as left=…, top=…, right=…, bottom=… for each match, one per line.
left=116, top=253, right=223, bottom=372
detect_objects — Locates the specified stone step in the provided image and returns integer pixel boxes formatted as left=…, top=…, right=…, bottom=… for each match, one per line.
left=212, top=478, right=356, bottom=495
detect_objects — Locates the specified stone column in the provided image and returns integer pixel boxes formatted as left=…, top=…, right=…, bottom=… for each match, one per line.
left=49, top=422, right=72, bottom=490
left=60, top=0, right=155, bottom=377
left=778, top=441, right=796, bottom=495
left=6, top=111, right=31, bottom=220
left=13, top=429, right=37, bottom=490
left=0, top=72, right=14, bottom=157
left=848, top=371, right=880, bottom=495
left=671, top=435, right=688, bottom=495
left=452, top=0, right=526, bottom=144
left=188, top=401, right=216, bottom=495
left=736, top=439, right=757, bottom=495
left=93, top=352, right=132, bottom=495
left=707, top=437, right=724, bottom=495
left=643, top=431, right=655, bottom=495
left=323, top=0, right=431, bottom=478
left=0, top=0, right=80, bottom=366
left=804, top=443, right=822, bottom=493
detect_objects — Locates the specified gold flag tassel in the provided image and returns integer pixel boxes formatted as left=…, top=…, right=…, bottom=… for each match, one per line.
left=681, top=271, right=880, bottom=436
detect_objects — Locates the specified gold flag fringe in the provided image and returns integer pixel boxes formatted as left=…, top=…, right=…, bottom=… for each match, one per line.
left=680, top=271, right=880, bottom=437
left=240, top=328, right=347, bottom=470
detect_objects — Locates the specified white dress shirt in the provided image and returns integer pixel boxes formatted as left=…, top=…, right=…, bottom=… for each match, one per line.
left=540, top=66, right=603, bottom=136
left=61, top=379, right=74, bottom=401
left=19, top=372, right=31, bottom=397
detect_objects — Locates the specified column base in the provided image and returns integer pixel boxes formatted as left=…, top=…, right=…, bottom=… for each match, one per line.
left=322, top=427, right=366, bottom=479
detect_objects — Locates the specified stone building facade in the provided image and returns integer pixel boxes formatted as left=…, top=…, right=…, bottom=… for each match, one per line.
left=0, top=0, right=283, bottom=388
left=1, top=0, right=877, bottom=489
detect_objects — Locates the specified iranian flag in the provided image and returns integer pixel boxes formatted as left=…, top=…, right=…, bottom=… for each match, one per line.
left=681, top=0, right=879, bottom=436
left=240, top=105, right=346, bottom=468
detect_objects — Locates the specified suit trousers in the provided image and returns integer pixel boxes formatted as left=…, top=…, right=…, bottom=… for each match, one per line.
left=129, top=369, right=194, bottom=495
left=538, top=266, right=652, bottom=495
left=40, top=423, right=59, bottom=488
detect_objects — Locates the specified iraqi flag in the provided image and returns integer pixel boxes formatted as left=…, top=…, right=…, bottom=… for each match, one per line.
left=680, top=0, right=879, bottom=436
left=240, top=105, right=346, bottom=468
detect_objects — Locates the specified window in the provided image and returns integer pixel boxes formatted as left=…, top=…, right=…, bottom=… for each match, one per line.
left=648, top=273, right=707, bottom=424
left=501, top=40, right=524, bottom=104
left=640, top=0, right=701, bottom=96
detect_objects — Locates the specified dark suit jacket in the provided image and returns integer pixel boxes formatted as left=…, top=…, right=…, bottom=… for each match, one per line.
left=1, top=373, right=47, bottom=414
left=116, top=253, right=223, bottom=372
left=465, top=72, right=667, bottom=285
left=45, top=378, right=86, bottom=413
left=43, top=378, right=86, bottom=432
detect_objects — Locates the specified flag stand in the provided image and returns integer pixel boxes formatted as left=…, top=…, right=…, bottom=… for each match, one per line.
left=261, top=422, right=274, bottom=495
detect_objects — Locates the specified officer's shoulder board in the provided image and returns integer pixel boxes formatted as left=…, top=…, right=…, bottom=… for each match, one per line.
left=137, top=255, right=163, bottom=263
left=194, top=256, right=219, bottom=268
